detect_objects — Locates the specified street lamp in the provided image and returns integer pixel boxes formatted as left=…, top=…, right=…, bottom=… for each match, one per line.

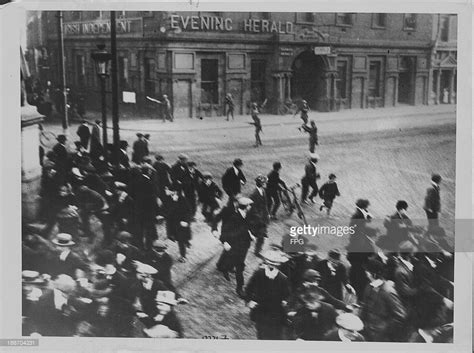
left=91, top=44, right=112, bottom=161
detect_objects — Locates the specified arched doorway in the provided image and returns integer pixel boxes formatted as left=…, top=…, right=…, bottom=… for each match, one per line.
left=291, top=51, right=328, bottom=111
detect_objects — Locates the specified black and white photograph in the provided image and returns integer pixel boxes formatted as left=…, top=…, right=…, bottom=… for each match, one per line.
left=11, top=4, right=468, bottom=347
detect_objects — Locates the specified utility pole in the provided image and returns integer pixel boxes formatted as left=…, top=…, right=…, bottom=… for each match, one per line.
left=56, top=11, right=68, bottom=134
left=110, top=11, right=120, bottom=167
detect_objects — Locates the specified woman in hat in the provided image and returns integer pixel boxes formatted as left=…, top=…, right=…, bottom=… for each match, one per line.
left=244, top=250, right=290, bottom=340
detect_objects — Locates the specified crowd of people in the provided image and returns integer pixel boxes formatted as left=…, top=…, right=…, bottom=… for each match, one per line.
left=22, top=104, right=454, bottom=342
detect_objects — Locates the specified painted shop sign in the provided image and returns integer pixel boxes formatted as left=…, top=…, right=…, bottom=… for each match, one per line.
left=313, top=46, right=331, bottom=55
left=63, top=18, right=142, bottom=36
left=169, top=14, right=294, bottom=34
left=280, top=48, right=294, bottom=57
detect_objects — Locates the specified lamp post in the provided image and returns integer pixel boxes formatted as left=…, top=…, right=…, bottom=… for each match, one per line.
left=91, top=44, right=112, bottom=161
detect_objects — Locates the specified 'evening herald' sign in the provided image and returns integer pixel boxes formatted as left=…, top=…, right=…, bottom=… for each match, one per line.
left=64, top=18, right=142, bottom=36
left=170, top=15, right=294, bottom=34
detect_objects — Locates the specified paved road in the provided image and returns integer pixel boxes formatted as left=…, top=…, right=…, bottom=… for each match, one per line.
left=42, top=107, right=456, bottom=339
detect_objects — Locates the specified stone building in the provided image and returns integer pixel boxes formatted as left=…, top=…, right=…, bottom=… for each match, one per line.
left=26, top=11, right=457, bottom=118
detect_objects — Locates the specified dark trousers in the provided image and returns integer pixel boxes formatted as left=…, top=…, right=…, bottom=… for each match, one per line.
left=301, top=178, right=318, bottom=202
left=201, top=202, right=218, bottom=223
left=255, top=130, right=262, bottom=146
left=254, top=237, right=265, bottom=256
left=226, top=108, right=234, bottom=120
left=266, top=191, right=281, bottom=216
left=134, top=213, right=158, bottom=249
left=256, top=316, right=284, bottom=340
left=309, top=139, right=317, bottom=153
left=425, top=210, right=439, bottom=230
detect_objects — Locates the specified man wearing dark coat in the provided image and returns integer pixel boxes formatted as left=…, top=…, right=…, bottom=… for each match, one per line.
left=52, top=134, right=70, bottom=175
left=300, top=153, right=320, bottom=204
left=163, top=186, right=193, bottom=262
left=76, top=120, right=91, bottom=150
left=218, top=197, right=254, bottom=297
left=248, top=175, right=270, bottom=257
left=132, top=133, right=149, bottom=165
left=46, top=233, right=89, bottom=279
left=245, top=250, right=290, bottom=340
left=198, top=172, right=223, bottom=224
left=141, top=240, right=174, bottom=290
left=423, top=173, right=442, bottom=230
left=169, top=154, right=189, bottom=186
left=152, top=154, right=172, bottom=198
left=316, top=250, right=354, bottom=301
left=301, top=120, right=318, bottom=153
left=346, top=199, right=378, bottom=299
left=221, top=158, right=246, bottom=198
left=90, top=120, right=103, bottom=162
left=266, top=161, right=287, bottom=219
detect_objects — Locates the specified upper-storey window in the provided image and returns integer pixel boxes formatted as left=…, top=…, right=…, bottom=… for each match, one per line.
left=404, top=14, right=417, bottom=31
left=372, top=13, right=387, bottom=28
left=336, top=13, right=353, bottom=26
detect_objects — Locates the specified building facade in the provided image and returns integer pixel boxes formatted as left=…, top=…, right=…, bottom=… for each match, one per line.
left=27, top=11, right=457, bottom=118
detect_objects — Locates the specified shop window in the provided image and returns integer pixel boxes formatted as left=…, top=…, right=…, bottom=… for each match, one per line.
left=440, top=15, right=450, bottom=42
left=336, top=61, right=348, bottom=99
left=251, top=60, right=266, bottom=103
left=368, top=61, right=382, bottom=97
left=372, top=13, right=386, bottom=28
left=404, top=14, right=417, bottom=30
left=336, top=13, right=353, bottom=26
left=144, top=58, right=155, bottom=95
left=201, top=59, right=218, bottom=104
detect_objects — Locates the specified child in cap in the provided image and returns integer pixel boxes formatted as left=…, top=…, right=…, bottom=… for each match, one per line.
left=318, top=174, right=340, bottom=216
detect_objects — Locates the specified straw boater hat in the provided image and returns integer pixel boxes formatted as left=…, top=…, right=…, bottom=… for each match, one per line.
left=237, top=197, right=253, bottom=207
left=155, top=290, right=177, bottom=306
left=22, top=270, right=46, bottom=284
left=261, top=250, right=288, bottom=266
left=336, top=313, right=364, bottom=332
left=135, top=262, right=158, bottom=275
left=178, top=153, right=188, bottom=161
left=51, top=233, right=75, bottom=247
left=309, top=152, right=320, bottom=160
left=152, top=239, right=168, bottom=251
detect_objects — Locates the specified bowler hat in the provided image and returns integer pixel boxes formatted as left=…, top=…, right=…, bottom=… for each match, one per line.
left=51, top=233, right=75, bottom=247
left=95, top=250, right=115, bottom=267
left=136, top=133, right=144, bottom=138
left=355, top=199, right=370, bottom=209
left=57, top=134, right=67, bottom=142
left=233, top=158, right=243, bottom=167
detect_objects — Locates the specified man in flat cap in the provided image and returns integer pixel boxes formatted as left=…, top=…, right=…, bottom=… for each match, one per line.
left=170, top=153, right=189, bottom=186
left=218, top=196, right=255, bottom=297
left=198, top=172, right=223, bottom=225
left=245, top=250, right=290, bottom=340
left=141, top=239, right=174, bottom=289
left=52, top=134, right=70, bottom=175
left=316, top=249, right=354, bottom=301
left=221, top=158, right=246, bottom=198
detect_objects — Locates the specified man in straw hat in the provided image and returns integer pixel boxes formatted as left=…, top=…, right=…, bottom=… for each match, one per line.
left=244, top=250, right=290, bottom=339
left=47, top=233, right=89, bottom=280
left=142, top=291, right=183, bottom=338
left=218, top=196, right=255, bottom=297
left=324, top=312, right=365, bottom=341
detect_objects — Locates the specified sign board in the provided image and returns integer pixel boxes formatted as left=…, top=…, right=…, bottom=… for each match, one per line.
left=123, top=91, right=136, bottom=104
left=280, top=48, right=294, bottom=57
left=313, top=46, right=331, bottom=55
left=63, top=18, right=143, bottom=37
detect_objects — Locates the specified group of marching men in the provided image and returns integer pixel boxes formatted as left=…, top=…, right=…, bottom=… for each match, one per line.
left=22, top=117, right=453, bottom=341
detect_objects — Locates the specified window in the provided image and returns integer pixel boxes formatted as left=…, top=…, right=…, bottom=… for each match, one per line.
left=118, top=57, right=128, bottom=91
left=404, top=14, right=417, bottom=30
left=368, top=61, right=382, bottom=97
left=297, top=12, right=315, bottom=23
left=144, top=58, right=155, bottom=95
left=251, top=60, right=266, bottom=103
left=336, top=61, right=348, bottom=99
left=336, top=13, right=353, bottom=26
left=201, top=59, right=218, bottom=104
left=373, top=13, right=386, bottom=28
left=440, top=15, right=449, bottom=42
left=75, top=55, right=85, bottom=87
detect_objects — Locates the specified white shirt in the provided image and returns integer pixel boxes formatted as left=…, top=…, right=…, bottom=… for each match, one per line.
left=59, top=249, right=71, bottom=261
left=369, top=279, right=384, bottom=288
left=425, top=256, right=437, bottom=269
left=256, top=187, right=264, bottom=196
left=399, top=257, right=414, bottom=272
left=233, top=166, right=239, bottom=176
left=53, top=289, right=68, bottom=310
left=238, top=208, right=247, bottom=219
left=327, top=261, right=336, bottom=275
left=264, top=267, right=279, bottom=279
left=356, top=207, right=371, bottom=220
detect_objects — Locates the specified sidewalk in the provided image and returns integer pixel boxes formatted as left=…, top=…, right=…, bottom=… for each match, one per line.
left=48, top=104, right=456, bottom=134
